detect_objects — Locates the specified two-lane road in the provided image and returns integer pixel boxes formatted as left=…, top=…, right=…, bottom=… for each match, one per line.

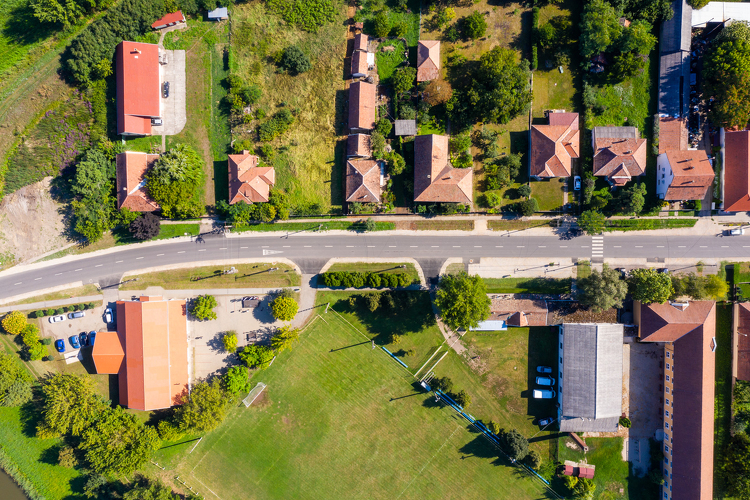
left=0, top=232, right=748, bottom=300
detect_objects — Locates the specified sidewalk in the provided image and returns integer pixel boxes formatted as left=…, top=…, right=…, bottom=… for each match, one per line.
left=0, top=295, right=103, bottom=314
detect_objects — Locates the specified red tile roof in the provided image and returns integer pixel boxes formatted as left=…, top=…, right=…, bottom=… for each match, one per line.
left=115, top=152, right=160, bottom=211
left=116, top=297, right=188, bottom=411
left=228, top=151, right=275, bottom=204
left=659, top=117, right=688, bottom=154
left=663, top=150, right=714, bottom=201
left=530, top=112, right=579, bottom=178
left=723, top=130, right=750, bottom=212
left=417, top=41, right=440, bottom=81
left=348, top=81, right=377, bottom=131
left=151, top=11, right=185, bottom=29
left=639, top=301, right=714, bottom=342
left=353, top=33, right=368, bottom=52
left=593, top=136, right=647, bottom=186
left=414, top=134, right=473, bottom=204
left=351, top=50, right=368, bottom=77
left=91, top=331, right=124, bottom=374
left=347, top=134, right=371, bottom=158
left=116, top=42, right=160, bottom=135
left=346, top=159, right=381, bottom=203
left=738, top=303, right=750, bottom=381
left=488, top=298, right=548, bottom=326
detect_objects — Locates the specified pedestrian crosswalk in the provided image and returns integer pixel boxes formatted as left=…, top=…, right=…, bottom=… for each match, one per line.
left=592, top=236, right=604, bottom=259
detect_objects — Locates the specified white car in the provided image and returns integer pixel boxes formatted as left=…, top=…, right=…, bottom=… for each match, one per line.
left=105, top=308, right=113, bottom=323
left=48, top=315, right=65, bottom=323
left=730, top=228, right=745, bottom=236
left=533, top=389, right=556, bottom=399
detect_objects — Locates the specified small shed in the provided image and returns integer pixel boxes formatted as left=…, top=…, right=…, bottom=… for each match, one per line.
left=208, top=7, right=229, bottom=21
left=562, top=461, right=577, bottom=476
left=242, top=297, right=261, bottom=308
left=152, top=11, right=186, bottom=30
left=578, top=465, right=596, bottom=479
left=394, top=120, right=417, bottom=136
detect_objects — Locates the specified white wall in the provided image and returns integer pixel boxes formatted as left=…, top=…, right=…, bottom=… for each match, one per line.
left=656, top=153, right=673, bottom=199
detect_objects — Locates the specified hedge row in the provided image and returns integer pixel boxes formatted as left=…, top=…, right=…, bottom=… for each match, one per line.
left=321, top=271, right=414, bottom=289
left=531, top=7, right=539, bottom=70
left=28, top=302, right=99, bottom=319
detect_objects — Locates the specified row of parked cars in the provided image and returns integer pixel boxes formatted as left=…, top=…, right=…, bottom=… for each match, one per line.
left=532, top=365, right=556, bottom=399
left=54, top=331, right=96, bottom=353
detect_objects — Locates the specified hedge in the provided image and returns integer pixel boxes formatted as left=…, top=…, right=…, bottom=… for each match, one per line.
left=31, top=302, right=99, bottom=318
left=531, top=7, right=539, bottom=70
left=321, top=271, right=414, bottom=289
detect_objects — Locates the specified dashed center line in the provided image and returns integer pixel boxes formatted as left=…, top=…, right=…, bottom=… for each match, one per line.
left=55, top=273, right=62, bottom=276
left=678, top=246, right=686, bottom=248
left=136, top=257, right=144, bottom=259
left=347, top=245, right=355, bottom=248
left=721, top=245, right=729, bottom=248
left=517, top=246, right=525, bottom=248
left=198, top=249, right=206, bottom=252
left=240, top=246, right=248, bottom=249
left=13, top=282, right=21, bottom=286
left=157, top=253, right=164, bottom=256
left=389, top=245, right=396, bottom=248
left=410, top=245, right=418, bottom=248
left=261, top=246, right=269, bottom=248
left=538, top=246, right=546, bottom=248
left=474, top=246, right=482, bottom=248
left=495, top=246, right=503, bottom=248
left=219, top=247, right=227, bottom=250
left=367, top=246, right=375, bottom=248
left=74, top=268, right=82, bottom=271
left=431, top=245, right=439, bottom=248
left=95, top=264, right=103, bottom=267
left=304, top=245, right=312, bottom=248
left=116, top=260, right=124, bottom=262
left=657, top=246, right=665, bottom=248
left=453, top=246, right=461, bottom=248
left=559, top=246, right=567, bottom=248
left=635, top=246, right=643, bottom=248
left=614, top=246, right=622, bottom=248
left=700, top=246, right=707, bottom=248
left=325, top=245, right=333, bottom=248
left=176, top=252, right=184, bottom=255
left=34, top=277, right=42, bottom=281
left=283, top=245, right=291, bottom=248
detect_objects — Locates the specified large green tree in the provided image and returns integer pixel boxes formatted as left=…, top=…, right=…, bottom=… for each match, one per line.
left=175, top=379, right=231, bottom=433
left=435, top=271, right=491, bottom=331
left=79, top=407, right=160, bottom=476
left=239, top=345, right=275, bottom=369
left=38, top=374, right=108, bottom=438
left=271, top=325, right=301, bottom=352
left=190, top=295, right=217, bottom=321
left=0, top=353, right=33, bottom=407
left=627, top=268, right=674, bottom=304
left=618, top=20, right=656, bottom=55
left=392, top=67, right=416, bottom=94
left=579, top=0, right=623, bottom=58
left=704, top=39, right=750, bottom=129
left=70, top=148, right=118, bottom=243
left=578, top=210, right=606, bottom=235
left=271, top=295, right=299, bottom=322
left=146, top=144, right=205, bottom=219
left=577, top=265, right=627, bottom=312
left=1, top=311, right=27, bottom=335
left=498, top=429, right=529, bottom=461
left=722, top=433, right=750, bottom=500
left=223, top=366, right=249, bottom=394
left=30, top=0, right=94, bottom=27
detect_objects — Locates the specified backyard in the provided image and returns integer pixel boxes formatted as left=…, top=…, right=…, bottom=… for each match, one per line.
left=156, top=296, right=554, bottom=499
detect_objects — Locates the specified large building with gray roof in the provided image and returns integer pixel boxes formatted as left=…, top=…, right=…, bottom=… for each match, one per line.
left=558, top=323, right=623, bottom=432
left=659, top=0, right=692, bottom=117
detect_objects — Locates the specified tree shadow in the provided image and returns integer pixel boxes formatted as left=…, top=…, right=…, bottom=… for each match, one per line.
left=525, top=326, right=559, bottom=420
left=1, top=3, right=58, bottom=47
left=331, top=139, right=345, bottom=206
left=214, top=159, right=229, bottom=205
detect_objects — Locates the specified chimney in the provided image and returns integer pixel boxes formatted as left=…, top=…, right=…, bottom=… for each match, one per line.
left=669, top=301, right=689, bottom=311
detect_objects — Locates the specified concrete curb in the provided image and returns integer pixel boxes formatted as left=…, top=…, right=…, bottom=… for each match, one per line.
left=120, top=258, right=303, bottom=279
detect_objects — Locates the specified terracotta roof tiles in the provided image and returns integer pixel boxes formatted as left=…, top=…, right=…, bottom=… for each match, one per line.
left=349, top=81, right=377, bottom=131
left=530, top=112, right=579, bottom=178
left=658, top=117, right=688, bottom=154
left=347, top=134, right=372, bottom=158
left=151, top=11, right=185, bottom=29
left=663, top=150, right=714, bottom=201
left=91, top=331, right=124, bottom=374
left=414, top=134, right=472, bottom=204
left=351, top=50, right=368, bottom=76
left=593, top=133, right=647, bottom=185
left=738, top=303, right=750, bottom=381
left=116, top=41, right=160, bottom=136
left=115, top=152, right=160, bottom=211
left=346, top=159, right=381, bottom=203
left=723, top=130, right=750, bottom=212
left=353, top=33, right=368, bottom=52
left=417, top=41, right=440, bottom=82
left=228, top=151, right=275, bottom=204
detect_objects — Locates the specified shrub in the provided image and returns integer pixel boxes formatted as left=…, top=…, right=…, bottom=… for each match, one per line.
left=280, top=45, right=312, bottom=75
left=129, top=213, right=161, bottom=240
left=58, top=446, right=78, bottom=468
left=518, top=184, right=532, bottom=197
left=619, top=416, right=632, bottom=428
left=453, top=390, right=471, bottom=408
left=373, top=11, right=390, bottom=38
left=41, top=338, right=52, bottom=346
left=376, top=118, right=393, bottom=136
left=157, top=420, right=184, bottom=442
left=519, top=198, right=539, bottom=216
left=222, top=331, right=238, bottom=353
left=462, top=11, right=487, bottom=40
left=46, top=309, right=56, bottom=316
left=259, top=109, right=295, bottom=142
left=391, top=22, right=407, bottom=37
left=2, top=311, right=27, bottom=335
left=271, top=295, right=299, bottom=322
left=190, top=295, right=217, bottom=321
left=431, top=376, right=453, bottom=393
left=523, top=450, right=542, bottom=469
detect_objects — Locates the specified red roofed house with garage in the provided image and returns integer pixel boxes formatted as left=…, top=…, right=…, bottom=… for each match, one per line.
left=116, top=41, right=161, bottom=136
left=228, top=150, right=276, bottom=204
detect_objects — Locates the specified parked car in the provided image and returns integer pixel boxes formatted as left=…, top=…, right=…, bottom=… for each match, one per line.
left=615, top=267, right=628, bottom=279
left=105, top=308, right=113, bottom=324
left=89, top=331, right=97, bottom=346
left=49, top=315, right=65, bottom=323
left=536, top=376, right=556, bottom=386
left=68, top=335, right=81, bottom=349
left=533, top=389, right=556, bottom=399
left=79, top=332, right=88, bottom=347
left=163, top=81, right=170, bottom=98
left=68, top=311, right=84, bottom=319
left=152, top=118, right=163, bottom=126
left=536, top=366, right=552, bottom=374
left=54, top=339, right=65, bottom=353
left=538, top=417, right=555, bottom=427
left=573, top=176, right=581, bottom=191
left=729, top=228, right=745, bottom=236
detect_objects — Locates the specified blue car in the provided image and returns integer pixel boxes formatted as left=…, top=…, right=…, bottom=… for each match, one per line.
left=89, top=331, right=96, bottom=346
left=68, top=335, right=81, bottom=350
left=79, top=332, right=88, bottom=347
left=55, top=339, right=65, bottom=353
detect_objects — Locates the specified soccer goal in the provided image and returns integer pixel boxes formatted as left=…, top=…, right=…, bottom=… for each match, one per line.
left=243, top=382, right=267, bottom=407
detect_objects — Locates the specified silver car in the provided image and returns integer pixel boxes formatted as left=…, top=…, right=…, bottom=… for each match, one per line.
left=48, top=315, right=65, bottom=323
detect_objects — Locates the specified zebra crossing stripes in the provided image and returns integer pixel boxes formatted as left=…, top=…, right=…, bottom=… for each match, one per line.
left=591, top=236, right=604, bottom=258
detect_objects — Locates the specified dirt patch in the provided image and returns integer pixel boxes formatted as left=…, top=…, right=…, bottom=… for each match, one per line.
left=0, top=177, right=70, bottom=266
left=547, top=301, right=617, bottom=324
left=251, top=389, right=271, bottom=409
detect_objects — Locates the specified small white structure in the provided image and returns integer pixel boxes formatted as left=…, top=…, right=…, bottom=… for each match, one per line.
left=207, top=7, right=229, bottom=21
left=692, top=2, right=750, bottom=27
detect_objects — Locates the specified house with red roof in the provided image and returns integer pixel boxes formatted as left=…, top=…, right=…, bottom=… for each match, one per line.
left=721, top=129, right=750, bottom=212
left=92, top=296, right=188, bottom=411
left=656, top=150, right=714, bottom=201
left=115, top=151, right=160, bottom=212
left=529, top=111, right=579, bottom=179
left=348, top=81, right=377, bottom=132
left=417, top=41, right=440, bottom=82
left=152, top=11, right=186, bottom=30
left=414, top=134, right=472, bottom=205
left=592, top=126, right=647, bottom=186
left=228, top=150, right=275, bottom=204
left=116, top=41, right=161, bottom=136
left=346, top=159, right=383, bottom=204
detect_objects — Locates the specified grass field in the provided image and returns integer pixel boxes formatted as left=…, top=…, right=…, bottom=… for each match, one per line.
left=1, top=284, right=101, bottom=307
left=376, top=39, right=407, bottom=82
left=714, top=303, right=733, bottom=496
left=603, top=218, right=696, bottom=231
left=231, top=0, right=347, bottom=212
left=483, top=277, right=571, bottom=294
left=120, top=262, right=301, bottom=290
left=487, top=219, right=553, bottom=231
left=530, top=178, right=565, bottom=212
left=232, top=220, right=395, bottom=232
left=158, top=302, right=552, bottom=500
left=325, top=262, right=420, bottom=283
left=407, top=220, right=474, bottom=231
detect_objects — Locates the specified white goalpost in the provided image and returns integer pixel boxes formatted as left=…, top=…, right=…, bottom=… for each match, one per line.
left=243, top=382, right=267, bottom=407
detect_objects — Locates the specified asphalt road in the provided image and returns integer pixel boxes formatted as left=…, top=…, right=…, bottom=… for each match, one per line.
left=1, top=232, right=749, bottom=300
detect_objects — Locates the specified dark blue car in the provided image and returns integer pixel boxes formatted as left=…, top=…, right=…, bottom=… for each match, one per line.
left=89, top=331, right=96, bottom=346
left=78, top=332, right=88, bottom=347
left=68, top=335, right=81, bottom=350
left=54, top=339, right=65, bottom=353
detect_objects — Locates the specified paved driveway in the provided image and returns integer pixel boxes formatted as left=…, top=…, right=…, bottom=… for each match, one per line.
left=159, top=49, right=186, bottom=136
left=39, top=304, right=109, bottom=342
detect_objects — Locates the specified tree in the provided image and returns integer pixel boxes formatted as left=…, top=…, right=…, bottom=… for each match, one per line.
left=687, top=0, right=710, bottom=8
left=471, top=47, right=532, bottom=125
left=627, top=268, right=674, bottom=304
left=30, top=0, right=92, bottom=27
left=435, top=271, right=491, bottom=331
left=123, top=475, right=188, bottom=500
left=523, top=449, right=542, bottom=469
left=0, top=354, right=33, bottom=407
left=579, top=0, right=623, bottom=58
left=370, top=131, right=386, bottom=159
left=621, top=183, right=646, bottom=214
left=280, top=45, right=312, bottom=75
left=498, top=429, right=529, bottom=461
left=386, top=152, right=406, bottom=175
left=462, top=11, right=487, bottom=39
left=271, top=325, right=301, bottom=352
left=1, top=311, right=27, bottom=335
left=222, top=331, right=238, bottom=352
left=376, top=118, right=393, bottom=136
left=392, top=67, right=416, bottom=94
left=618, top=19, right=656, bottom=55
left=365, top=217, right=377, bottom=231
left=430, top=376, right=453, bottom=393
left=271, top=295, right=298, bottom=321
left=577, top=265, right=627, bottom=312
left=373, top=11, right=390, bottom=38
left=146, top=144, right=205, bottom=219
left=129, top=212, right=161, bottom=240
left=190, top=295, right=217, bottom=321
left=79, top=406, right=160, bottom=476
left=38, top=374, right=107, bottom=438
left=704, top=39, right=750, bottom=129
left=175, top=378, right=231, bottom=432
left=239, top=345, right=275, bottom=369
left=612, top=51, right=646, bottom=79
left=578, top=210, right=606, bottom=235
left=423, top=79, right=453, bottom=106
left=704, top=274, right=729, bottom=300
left=519, top=198, right=539, bottom=216
left=453, top=390, right=471, bottom=408
left=58, top=445, right=78, bottom=468
left=433, top=6, right=455, bottom=29
left=223, top=366, right=249, bottom=394
left=723, top=432, right=750, bottom=499
left=518, top=184, right=532, bottom=198
left=573, top=477, right=596, bottom=499
left=717, top=20, right=750, bottom=44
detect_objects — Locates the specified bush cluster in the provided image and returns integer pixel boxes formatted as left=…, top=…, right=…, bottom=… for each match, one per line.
left=30, top=303, right=98, bottom=319
left=216, top=189, right=290, bottom=225
left=259, top=109, right=295, bottom=142
left=226, top=74, right=262, bottom=114
left=267, top=0, right=337, bottom=32
left=321, top=271, right=414, bottom=289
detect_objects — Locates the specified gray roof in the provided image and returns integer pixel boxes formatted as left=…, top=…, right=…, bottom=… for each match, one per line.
left=660, top=0, right=691, bottom=54
left=559, top=324, right=623, bottom=431
left=208, top=7, right=228, bottom=18
left=591, top=126, right=639, bottom=141
left=395, top=120, right=417, bottom=136
left=559, top=416, right=620, bottom=432
left=659, top=51, right=691, bottom=117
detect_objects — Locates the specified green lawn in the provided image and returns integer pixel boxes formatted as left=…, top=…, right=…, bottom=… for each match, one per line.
left=603, top=218, right=696, bottom=232
left=325, top=262, right=420, bottom=283
left=376, top=39, right=406, bottom=82
left=120, top=262, right=301, bottom=290
left=357, top=0, right=421, bottom=49
left=714, top=303, right=733, bottom=496
left=483, top=277, right=571, bottom=294
left=232, top=220, right=395, bottom=232
left=111, top=223, right=200, bottom=245
left=158, top=297, right=551, bottom=499
left=557, top=437, right=657, bottom=499
left=530, top=178, right=565, bottom=212
left=733, top=262, right=750, bottom=299
left=488, top=219, right=553, bottom=232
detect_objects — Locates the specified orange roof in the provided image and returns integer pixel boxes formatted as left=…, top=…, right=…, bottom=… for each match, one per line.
left=353, top=33, right=369, bottom=52
left=347, top=134, right=371, bottom=158
left=737, top=303, right=750, bottom=381
left=349, top=81, right=377, bottom=131
left=593, top=137, right=647, bottom=186
left=346, top=159, right=381, bottom=203
left=351, top=50, right=368, bottom=76
left=414, top=134, right=473, bottom=204
left=663, top=150, right=714, bottom=201
left=116, top=41, right=160, bottom=135
left=116, top=297, right=188, bottom=411
left=658, top=117, right=688, bottom=154
left=228, top=151, right=275, bottom=204
left=723, top=130, right=750, bottom=212
left=116, top=151, right=160, bottom=211
left=417, top=41, right=440, bottom=81
left=639, top=301, right=715, bottom=342
left=91, top=331, right=125, bottom=374
left=151, top=11, right=185, bottom=29
left=530, top=112, right=579, bottom=178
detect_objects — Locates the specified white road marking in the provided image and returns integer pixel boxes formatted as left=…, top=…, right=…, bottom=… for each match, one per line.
left=559, top=246, right=567, bottom=248
left=176, top=252, right=184, bottom=254
left=678, top=246, right=686, bottom=248
left=389, top=245, right=396, bottom=248
left=325, top=245, right=333, bottom=248
left=722, top=245, right=729, bottom=248
left=74, top=268, right=82, bottom=271
left=95, top=264, right=103, bottom=267
left=431, top=246, right=439, bottom=248
left=283, top=245, right=291, bottom=248
left=136, top=257, right=144, bottom=259
left=157, top=253, right=164, bottom=256
left=495, top=246, right=503, bottom=248
left=261, top=246, right=269, bottom=248
left=517, top=246, right=525, bottom=248
left=454, top=246, right=461, bottom=248
left=700, top=246, right=707, bottom=248
left=198, top=249, right=206, bottom=252
left=347, top=245, right=355, bottom=248
left=368, top=246, right=375, bottom=248
left=657, top=246, right=665, bottom=248
left=34, top=277, right=42, bottom=280
left=55, top=273, right=62, bottom=276
left=410, top=245, right=418, bottom=248
left=581, top=245, right=590, bottom=248
left=474, top=246, right=482, bottom=248
left=13, top=282, right=21, bottom=285
left=219, top=247, right=227, bottom=250
left=241, top=246, right=248, bottom=249
left=614, top=246, right=622, bottom=248
left=635, top=246, right=643, bottom=248
left=304, top=245, right=312, bottom=248
left=538, top=246, right=546, bottom=248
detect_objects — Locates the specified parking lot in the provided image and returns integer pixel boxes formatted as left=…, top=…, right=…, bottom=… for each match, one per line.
left=39, top=304, right=112, bottom=361
left=159, top=49, right=186, bottom=135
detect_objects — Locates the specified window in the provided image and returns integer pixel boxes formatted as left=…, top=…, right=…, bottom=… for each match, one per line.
left=666, top=363, right=670, bottom=370
left=560, top=357, right=563, bottom=364
left=664, top=457, right=668, bottom=464
left=665, top=410, right=669, bottom=417
left=664, top=468, right=668, bottom=476
left=666, top=387, right=670, bottom=394
left=665, top=492, right=668, bottom=499
left=666, top=399, right=670, bottom=406
left=560, top=342, right=562, bottom=349
left=665, top=445, right=669, bottom=452
left=666, top=375, right=670, bottom=382
left=665, top=422, right=669, bottom=429
left=666, top=351, right=670, bottom=358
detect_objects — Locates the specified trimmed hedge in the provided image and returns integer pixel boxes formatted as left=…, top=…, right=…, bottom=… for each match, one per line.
left=31, top=302, right=99, bottom=318
left=321, top=271, right=414, bottom=289
left=531, top=7, right=539, bottom=70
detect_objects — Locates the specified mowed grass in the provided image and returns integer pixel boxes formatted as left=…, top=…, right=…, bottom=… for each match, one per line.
left=714, top=303, right=733, bottom=495
left=325, top=262, right=420, bottom=282
left=530, top=178, right=565, bottom=212
left=231, top=1, right=347, bottom=211
left=165, top=310, right=550, bottom=500
left=120, top=262, right=301, bottom=290
left=1, top=284, right=101, bottom=307
left=483, top=277, right=571, bottom=294
left=0, top=0, right=60, bottom=85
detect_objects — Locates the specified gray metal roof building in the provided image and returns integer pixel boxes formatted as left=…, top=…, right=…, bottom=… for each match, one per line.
left=660, top=0, right=691, bottom=55
left=558, top=323, right=624, bottom=432
left=658, top=0, right=692, bottom=117
left=394, top=120, right=417, bottom=136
